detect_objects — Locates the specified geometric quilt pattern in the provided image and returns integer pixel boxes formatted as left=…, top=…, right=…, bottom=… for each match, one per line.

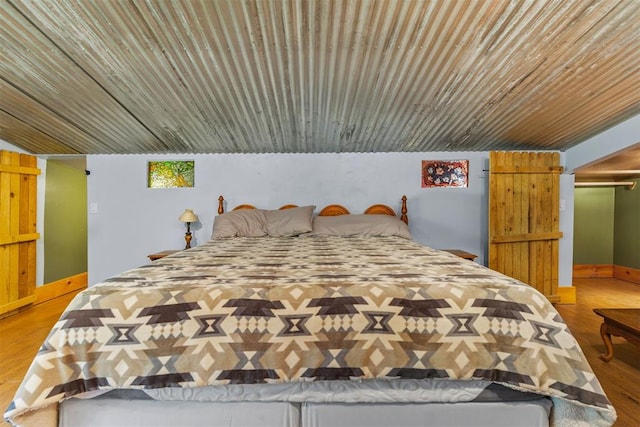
left=5, top=236, right=615, bottom=426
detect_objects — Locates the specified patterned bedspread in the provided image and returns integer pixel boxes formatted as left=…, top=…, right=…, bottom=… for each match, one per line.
left=5, top=236, right=615, bottom=426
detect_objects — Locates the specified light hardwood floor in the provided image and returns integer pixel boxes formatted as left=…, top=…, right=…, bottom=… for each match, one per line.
left=555, top=278, right=639, bottom=427
left=0, top=279, right=638, bottom=426
left=0, top=291, right=79, bottom=424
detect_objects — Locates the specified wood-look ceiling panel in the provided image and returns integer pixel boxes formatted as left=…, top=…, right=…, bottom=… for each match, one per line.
left=477, top=1, right=640, bottom=148
left=0, top=0, right=163, bottom=153
left=0, top=109, right=78, bottom=154
left=1, top=79, right=113, bottom=153
left=1, top=0, right=639, bottom=155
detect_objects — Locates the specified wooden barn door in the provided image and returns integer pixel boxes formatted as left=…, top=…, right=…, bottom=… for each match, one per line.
left=0, top=150, right=40, bottom=316
left=489, top=151, right=563, bottom=302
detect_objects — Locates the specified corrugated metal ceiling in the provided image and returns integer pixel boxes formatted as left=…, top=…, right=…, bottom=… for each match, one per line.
left=1, top=0, right=639, bottom=155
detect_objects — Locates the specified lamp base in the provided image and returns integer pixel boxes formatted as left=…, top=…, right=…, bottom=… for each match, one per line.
left=184, top=232, right=192, bottom=249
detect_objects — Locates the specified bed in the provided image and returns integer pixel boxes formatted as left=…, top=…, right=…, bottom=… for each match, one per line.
left=5, top=195, right=616, bottom=427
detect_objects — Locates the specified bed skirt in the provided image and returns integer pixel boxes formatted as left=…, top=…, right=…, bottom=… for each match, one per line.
left=60, top=397, right=552, bottom=427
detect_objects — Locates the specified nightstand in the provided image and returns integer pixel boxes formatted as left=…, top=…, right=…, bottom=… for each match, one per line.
left=147, top=250, right=180, bottom=261
left=442, top=249, right=478, bottom=261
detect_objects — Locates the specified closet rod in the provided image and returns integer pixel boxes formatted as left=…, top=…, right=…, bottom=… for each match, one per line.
left=575, top=181, right=636, bottom=189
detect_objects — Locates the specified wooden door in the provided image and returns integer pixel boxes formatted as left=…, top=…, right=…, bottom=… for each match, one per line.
left=0, top=150, right=40, bottom=315
left=489, top=151, right=563, bottom=302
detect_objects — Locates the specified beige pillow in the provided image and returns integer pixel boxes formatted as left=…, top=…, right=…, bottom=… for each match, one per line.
left=211, top=209, right=268, bottom=238
left=265, top=205, right=316, bottom=237
left=308, top=214, right=412, bottom=239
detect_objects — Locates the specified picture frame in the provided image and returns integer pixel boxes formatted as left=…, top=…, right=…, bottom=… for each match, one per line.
left=422, top=160, right=469, bottom=188
left=147, top=160, right=195, bottom=188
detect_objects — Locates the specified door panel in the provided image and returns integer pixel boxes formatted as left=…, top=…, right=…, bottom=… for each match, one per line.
left=0, top=150, right=39, bottom=315
left=489, top=151, right=562, bottom=302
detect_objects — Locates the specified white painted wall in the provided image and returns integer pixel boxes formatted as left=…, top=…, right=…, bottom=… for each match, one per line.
left=87, top=152, right=490, bottom=283
left=558, top=167, right=575, bottom=287
left=565, top=114, right=640, bottom=172
left=86, top=151, right=577, bottom=287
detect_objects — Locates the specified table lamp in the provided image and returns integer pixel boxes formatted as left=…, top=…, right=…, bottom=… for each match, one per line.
left=178, top=209, right=198, bottom=249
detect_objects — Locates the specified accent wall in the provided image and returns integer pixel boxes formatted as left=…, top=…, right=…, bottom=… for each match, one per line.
left=43, top=160, right=88, bottom=283
left=573, top=180, right=640, bottom=270
left=573, top=188, right=615, bottom=264
left=614, top=179, right=640, bottom=269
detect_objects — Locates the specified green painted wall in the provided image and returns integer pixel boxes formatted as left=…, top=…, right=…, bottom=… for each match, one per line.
left=614, top=179, right=640, bottom=269
left=43, top=160, right=87, bottom=283
left=573, top=188, right=615, bottom=264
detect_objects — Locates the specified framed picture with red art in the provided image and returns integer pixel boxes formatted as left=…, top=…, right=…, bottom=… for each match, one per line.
left=422, top=160, right=469, bottom=188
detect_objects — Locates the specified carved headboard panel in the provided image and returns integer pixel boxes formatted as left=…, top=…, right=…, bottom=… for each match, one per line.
left=217, top=195, right=408, bottom=224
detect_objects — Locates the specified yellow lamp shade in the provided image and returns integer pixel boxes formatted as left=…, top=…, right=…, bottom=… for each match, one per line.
left=178, top=209, right=198, bottom=223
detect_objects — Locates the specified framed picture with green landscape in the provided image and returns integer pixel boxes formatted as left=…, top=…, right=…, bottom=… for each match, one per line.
left=147, top=160, right=195, bottom=188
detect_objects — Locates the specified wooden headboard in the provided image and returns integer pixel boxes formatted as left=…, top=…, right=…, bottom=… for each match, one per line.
left=217, top=195, right=408, bottom=224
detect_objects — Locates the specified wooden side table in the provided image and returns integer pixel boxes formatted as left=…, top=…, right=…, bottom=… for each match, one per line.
left=147, top=250, right=180, bottom=261
left=593, top=308, right=640, bottom=362
left=441, top=249, right=478, bottom=261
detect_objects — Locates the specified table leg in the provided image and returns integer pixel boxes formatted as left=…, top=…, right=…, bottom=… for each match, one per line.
left=599, top=322, right=614, bottom=362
